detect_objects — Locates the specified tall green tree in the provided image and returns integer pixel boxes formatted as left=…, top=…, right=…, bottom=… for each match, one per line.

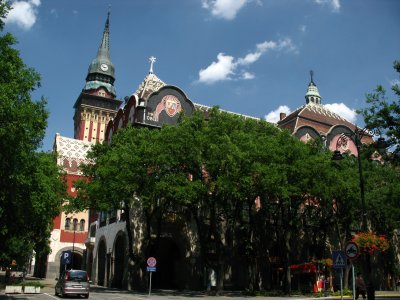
left=0, top=0, right=66, bottom=268
left=358, top=60, right=400, bottom=162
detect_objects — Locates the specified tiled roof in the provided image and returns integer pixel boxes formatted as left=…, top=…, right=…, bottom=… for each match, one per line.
left=134, top=73, right=166, bottom=100
left=278, top=103, right=355, bottom=133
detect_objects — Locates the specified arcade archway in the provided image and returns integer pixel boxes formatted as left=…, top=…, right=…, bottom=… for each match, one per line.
left=113, top=233, right=126, bottom=288
left=97, top=240, right=107, bottom=286
left=149, top=238, right=182, bottom=289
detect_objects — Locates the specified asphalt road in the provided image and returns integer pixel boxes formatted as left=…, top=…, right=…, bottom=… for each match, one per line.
left=2, top=282, right=400, bottom=300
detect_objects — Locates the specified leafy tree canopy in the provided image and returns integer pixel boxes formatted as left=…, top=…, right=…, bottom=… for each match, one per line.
left=358, top=60, right=400, bottom=162
left=0, top=0, right=66, bottom=267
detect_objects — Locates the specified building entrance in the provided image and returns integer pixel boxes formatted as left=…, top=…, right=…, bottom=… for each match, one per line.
left=113, top=234, right=125, bottom=288
left=149, top=238, right=181, bottom=289
left=97, top=240, right=107, bottom=286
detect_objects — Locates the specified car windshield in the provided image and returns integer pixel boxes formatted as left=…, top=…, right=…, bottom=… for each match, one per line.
left=67, top=271, right=87, bottom=282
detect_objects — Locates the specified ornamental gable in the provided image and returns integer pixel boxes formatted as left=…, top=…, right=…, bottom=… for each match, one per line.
left=54, top=134, right=93, bottom=175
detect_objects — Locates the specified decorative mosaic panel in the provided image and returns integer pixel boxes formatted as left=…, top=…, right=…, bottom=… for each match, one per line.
left=54, top=134, right=93, bottom=175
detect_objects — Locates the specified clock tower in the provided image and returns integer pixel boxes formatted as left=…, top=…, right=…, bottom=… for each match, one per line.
left=73, top=11, right=122, bottom=143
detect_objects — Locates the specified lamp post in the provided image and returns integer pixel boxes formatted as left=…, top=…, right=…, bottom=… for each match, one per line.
left=72, top=218, right=77, bottom=269
left=332, top=127, right=384, bottom=300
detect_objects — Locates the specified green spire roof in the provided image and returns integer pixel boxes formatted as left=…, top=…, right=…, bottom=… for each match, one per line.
left=84, top=10, right=116, bottom=97
left=305, top=70, right=321, bottom=104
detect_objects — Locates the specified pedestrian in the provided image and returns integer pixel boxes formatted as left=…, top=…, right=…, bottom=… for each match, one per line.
left=5, top=267, right=11, bottom=284
left=355, top=272, right=367, bottom=300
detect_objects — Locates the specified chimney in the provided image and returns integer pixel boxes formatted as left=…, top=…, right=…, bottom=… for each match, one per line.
left=280, top=113, right=286, bottom=120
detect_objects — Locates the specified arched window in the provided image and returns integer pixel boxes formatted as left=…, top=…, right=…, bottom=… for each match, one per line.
left=73, top=218, right=78, bottom=231
left=65, top=218, right=71, bottom=230
left=80, top=219, right=85, bottom=231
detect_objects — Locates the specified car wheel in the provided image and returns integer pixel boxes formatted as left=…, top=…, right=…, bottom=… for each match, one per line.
left=84, top=293, right=89, bottom=299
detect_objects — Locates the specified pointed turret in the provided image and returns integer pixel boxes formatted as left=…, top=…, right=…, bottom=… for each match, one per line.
left=84, top=10, right=116, bottom=97
left=73, top=10, right=122, bottom=143
left=305, top=70, right=321, bottom=105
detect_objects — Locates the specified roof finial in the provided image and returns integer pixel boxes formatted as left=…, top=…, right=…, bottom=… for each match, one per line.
left=106, top=5, right=111, bottom=27
left=310, top=70, right=314, bottom=84
left=149, top=56, right=156, bottom=74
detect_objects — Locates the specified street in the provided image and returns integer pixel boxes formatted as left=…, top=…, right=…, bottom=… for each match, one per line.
left=2, top=288, right=400, bottom=300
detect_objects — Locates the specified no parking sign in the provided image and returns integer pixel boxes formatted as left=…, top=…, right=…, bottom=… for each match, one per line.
left=147, top=257, right=157, bottom=272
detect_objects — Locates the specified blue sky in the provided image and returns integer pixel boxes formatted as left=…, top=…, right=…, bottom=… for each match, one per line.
left=3, top=0, right=400, bottom=151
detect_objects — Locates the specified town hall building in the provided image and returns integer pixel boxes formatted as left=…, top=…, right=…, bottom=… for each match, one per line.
left=46, top=12, right=372, bottom=289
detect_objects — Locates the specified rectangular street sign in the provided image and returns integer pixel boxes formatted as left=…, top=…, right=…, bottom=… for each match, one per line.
left=332, top=250, right=346, bottom=269
left=147, top=266, right=156, bottom=272
left=61, top=250, right=72, bottom=265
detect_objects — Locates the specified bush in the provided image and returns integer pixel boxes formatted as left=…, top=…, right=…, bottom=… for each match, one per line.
left=21, top=281, right=44, bottom=288
left=9, top=280, right=44, bottom=287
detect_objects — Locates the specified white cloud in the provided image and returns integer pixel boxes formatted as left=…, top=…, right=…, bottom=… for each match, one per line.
left=299, top=25, right=307, bottom=33
left=198, top=53, right=235, bottom=84
left=314, top=0, right=341, bottom=12
left=241, top=72, right=255, bottom=80
left=202, top=0, right=249, bottom=20
left=265, top=105, right=291, bottom=123
left=198, top=38, right=297, bottom=84
left=324, top=103, right=357, bottom=123
left=5, top=0, right=41, bottom=30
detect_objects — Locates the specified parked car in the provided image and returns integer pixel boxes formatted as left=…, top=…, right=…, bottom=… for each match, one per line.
left=55, top=269, right=90, bottom=298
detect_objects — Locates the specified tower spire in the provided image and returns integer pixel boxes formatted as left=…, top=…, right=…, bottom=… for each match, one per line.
left=97, top=8, right=111, bottom=60
left=73, top=8, right=122, bottom=143
left=84, top=9, right=116, bottom=97
left=305, top=70, right=321, bottom=105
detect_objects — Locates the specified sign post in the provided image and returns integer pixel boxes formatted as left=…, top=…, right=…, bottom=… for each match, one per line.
left=61, top=250, right=72, bottom=272
left=147, top=257, right=157, bottom=296
left=345, top=242, right=360, bottom=300
left=332, top=250, right=346, bottom=300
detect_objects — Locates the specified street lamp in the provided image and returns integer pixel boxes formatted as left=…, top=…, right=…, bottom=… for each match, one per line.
left=332, top=127, right=384, bottom=300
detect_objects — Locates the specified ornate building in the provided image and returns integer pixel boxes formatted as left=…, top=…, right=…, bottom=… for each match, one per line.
left=277, top=71, right=373, bottom=153
left=47, top=12, right=121, bottom=279
left=48, top=11, right=373, bottom=291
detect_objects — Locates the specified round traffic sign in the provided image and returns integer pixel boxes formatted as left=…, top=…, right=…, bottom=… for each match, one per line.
left=147, top=257, right=157, bottom=267
left=345, top=242, right=359, bottom=260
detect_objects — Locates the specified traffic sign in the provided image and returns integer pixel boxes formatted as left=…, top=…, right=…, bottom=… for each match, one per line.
left=332, top=250, right=346, bottom=269
left=345, top=242, right=359, bottom=260
left=147, top=266, right=156, bottom=272
left=147, top=257, right=157, bottom=268
left=61, top=250, right=72, bottom=265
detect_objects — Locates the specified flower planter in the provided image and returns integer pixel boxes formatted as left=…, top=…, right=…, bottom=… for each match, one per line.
left=24, top=286, right=41, bottom=293
left=5, top=285, right=23, bottom=294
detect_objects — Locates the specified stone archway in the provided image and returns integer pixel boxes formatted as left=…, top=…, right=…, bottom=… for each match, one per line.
left=97, top=239, right=107, bottom=286
left=71, top=251, right=83, bottom=270
left=112, top=233, right=126, bottom=288
left=149, top=238, right=182, bottom=289
left=51, top=247, right=84, bottom=279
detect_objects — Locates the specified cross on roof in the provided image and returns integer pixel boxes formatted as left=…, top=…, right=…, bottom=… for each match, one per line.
left=149, top=56, right=156, bottom=74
